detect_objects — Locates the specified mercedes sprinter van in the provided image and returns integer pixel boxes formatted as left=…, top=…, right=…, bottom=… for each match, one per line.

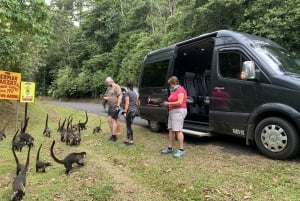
left=138, top=30, right=300, bottom=159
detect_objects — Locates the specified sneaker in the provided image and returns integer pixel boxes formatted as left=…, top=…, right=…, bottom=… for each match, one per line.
left=108, top=135, right=117, bottom=142
left=173, top=150, right=185, bottom=158
left=161, top=148, right=173, bottom=154
left=124, top=142, right=134, bottom=146
left=108, top=135, right=114, bottom=141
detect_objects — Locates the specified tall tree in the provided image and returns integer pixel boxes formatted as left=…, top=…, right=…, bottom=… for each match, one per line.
left=239, top=0, right=300, bottom=54
left=0, top=0, right=51, bottom=80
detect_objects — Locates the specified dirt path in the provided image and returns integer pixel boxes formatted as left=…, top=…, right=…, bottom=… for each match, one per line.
left=97, top=153, right=165, bottom=201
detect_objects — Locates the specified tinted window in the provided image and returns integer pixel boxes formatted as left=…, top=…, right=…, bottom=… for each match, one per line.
left=141, top=59, right=170, bottom=87
left=219, top=51, right=247, bottom=79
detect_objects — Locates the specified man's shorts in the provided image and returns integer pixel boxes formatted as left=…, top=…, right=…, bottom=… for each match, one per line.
left=167, top=108, right=187, bottom=131
left=108, top=107, right=119, bottom=119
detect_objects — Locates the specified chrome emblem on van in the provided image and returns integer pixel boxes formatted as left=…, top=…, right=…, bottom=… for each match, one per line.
left=147, top=96, right=151, bottom=104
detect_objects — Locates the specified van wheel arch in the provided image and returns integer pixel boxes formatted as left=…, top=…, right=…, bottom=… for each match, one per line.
left=254, top=117, right=300, bottom=159
left=148, top=120, right=164, bottom=132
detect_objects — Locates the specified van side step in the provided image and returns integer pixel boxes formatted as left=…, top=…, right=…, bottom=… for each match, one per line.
left=182, top=129, right=212, bottom=137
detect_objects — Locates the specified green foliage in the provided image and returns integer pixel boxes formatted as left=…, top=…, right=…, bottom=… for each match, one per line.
left=0, top=0, right=51, bottom=80
left=38, top=0, right=300, bottom=98
left=238, top=0, right=300, bottom=52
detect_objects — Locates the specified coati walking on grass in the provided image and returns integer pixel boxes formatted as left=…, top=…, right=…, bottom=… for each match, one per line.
left=92, top=118, right=102, bottom=134
left=11, top=145, right=31, bottom=201
left=12, top=130, right=25, bottom=175
left=76, top=111, right=88, bottom=130
left=42, top=113, right=51, bottom=137
left=20, top=117, right=34, bottom=147
left=36, top=144, right=51, bottom=172
left=50, top=140, right=86, bottom=174
left=0, top=119, right=9, bottom=140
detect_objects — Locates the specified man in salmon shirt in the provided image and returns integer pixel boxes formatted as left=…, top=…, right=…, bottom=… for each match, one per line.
left=161, top=76, right=187, bottom=158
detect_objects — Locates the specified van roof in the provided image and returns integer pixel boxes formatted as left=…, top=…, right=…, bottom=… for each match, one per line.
left=146, top=30, right=277, bottom=57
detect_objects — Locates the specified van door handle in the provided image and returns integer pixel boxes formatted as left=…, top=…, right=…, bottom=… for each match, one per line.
left=214, top=86, right=225, bottom=91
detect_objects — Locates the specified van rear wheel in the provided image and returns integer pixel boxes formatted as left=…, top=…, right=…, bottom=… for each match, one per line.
left=255, top=117, right=300, bottom=159
left=148, top=120, right=163, bottom=132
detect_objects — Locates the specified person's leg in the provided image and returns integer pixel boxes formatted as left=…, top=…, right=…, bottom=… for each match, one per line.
left=168, top=129, right=175, bottom=148
left=176, top=131, right=184, bottom=150
left=124, top=114, right=131, bottom=142
left=115, top=118, right=121, bottom=136
left=112, top=118, right=118, bottom=134
left=108, top=108, right=118, bottom=141
left=108, top=116, right=113, bottom=134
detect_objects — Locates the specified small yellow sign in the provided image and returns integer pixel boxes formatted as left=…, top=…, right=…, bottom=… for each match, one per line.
left=0, top=71, right=21, bottom=100
left=20, top=82, right=35, bottom=103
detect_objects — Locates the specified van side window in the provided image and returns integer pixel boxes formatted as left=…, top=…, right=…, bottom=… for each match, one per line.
left=141, top=59, right=170, bottom=87
left=219, top=51, right=247, bottom=79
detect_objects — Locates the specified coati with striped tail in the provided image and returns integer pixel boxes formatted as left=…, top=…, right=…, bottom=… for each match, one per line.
left=50, top=140, right=86, bottom=174
left=11, top=145, right=31, bottom=201
left=36, top=144, right=51, bottom=172
left=92, top=118, right=102, bottom=134
left=76, top=110, right=88, bottom=130
left=20, top=117, right=34, bottom=147
left=42, top=113, right=51, bottom=137
left=12, top=130, right=25, bottom=175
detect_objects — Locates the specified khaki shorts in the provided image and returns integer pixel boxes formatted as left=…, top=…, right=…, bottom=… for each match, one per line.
left=167, top=108, right=187, bottom=131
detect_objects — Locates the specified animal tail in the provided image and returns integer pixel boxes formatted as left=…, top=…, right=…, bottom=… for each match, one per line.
left=12, top=130, right=20, bottom=165
left=84, top=110, right=88, bottom=124
left=22, top=143, right=31, bottom=174
left=43, top=114, right=48, bottom=134
left=50, top=140, right=64, bottom=164
left=21, top=117, right=29, bottom=133
left=37, top=144, right=42, bottom=161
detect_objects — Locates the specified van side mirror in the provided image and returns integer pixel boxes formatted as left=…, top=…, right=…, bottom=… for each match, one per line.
left=241, top=61, right=256, bottom=80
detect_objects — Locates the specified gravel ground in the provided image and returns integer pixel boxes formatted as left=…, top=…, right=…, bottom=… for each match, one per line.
left=41, top=100, right=148, bottom=128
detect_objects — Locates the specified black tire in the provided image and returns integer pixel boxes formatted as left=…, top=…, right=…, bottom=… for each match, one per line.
left=255, top=117, right=300, bottom=160
left=148, top=120, right=163, bottom=132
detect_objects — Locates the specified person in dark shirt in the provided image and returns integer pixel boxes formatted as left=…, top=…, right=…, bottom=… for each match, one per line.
left=122, top=82, right=138, bottom=146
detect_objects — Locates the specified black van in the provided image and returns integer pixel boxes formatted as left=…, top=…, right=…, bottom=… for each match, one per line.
left=138, top=30, right=300, bottom=160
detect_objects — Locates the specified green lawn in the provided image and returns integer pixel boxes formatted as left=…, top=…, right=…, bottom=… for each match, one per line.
left=0, top=100, right=300, bottom=200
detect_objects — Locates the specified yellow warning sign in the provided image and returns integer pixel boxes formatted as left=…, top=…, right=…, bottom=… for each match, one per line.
left=20, top=82, right=35, bottom=103
left=0, top=71, right=21, bottom=100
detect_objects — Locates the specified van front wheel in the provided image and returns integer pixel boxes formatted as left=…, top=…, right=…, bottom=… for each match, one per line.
left=148, top=120, right=163, bottom=132
left=255, top=117, right=300, bottom=160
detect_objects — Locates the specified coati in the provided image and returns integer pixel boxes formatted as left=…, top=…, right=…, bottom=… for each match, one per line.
left=42, top=113, right=51, bottom=137
left=36, top=144, right=51, bottom=172
left=50, top=140, right=86, bottom=174
left=12, top=134, right=25, bottom=152
left=12, top=130, right=25, bottom=175
left=76, top=111, right=88, bottom=130
left=11, top=145, right=31, bottom=201
left=0, top=119, right=9, bottom=140
left=20, top=117, right=34, bottom=147
left=92, top=119, right=102, bottom=134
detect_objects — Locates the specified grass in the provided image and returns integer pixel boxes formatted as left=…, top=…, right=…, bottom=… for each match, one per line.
left=0, top=100, right=300, bottom=200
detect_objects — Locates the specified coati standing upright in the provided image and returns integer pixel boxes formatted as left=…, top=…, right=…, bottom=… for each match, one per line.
left=12, top=130, right=25, bottom=175
left=11, top=145, right=31, bottom=201
left=42, top=113, right=51, bottom=137
left=50, top=140, right=86, bottom=174
left=20, top=117, right=34, bottom=147
left=36, top=144, right=51, bottom=172
left=0, top=119, right=9, bottom=140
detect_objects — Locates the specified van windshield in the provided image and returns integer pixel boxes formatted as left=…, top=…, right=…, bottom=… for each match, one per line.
left=255, top=41, right=300, bottom=75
